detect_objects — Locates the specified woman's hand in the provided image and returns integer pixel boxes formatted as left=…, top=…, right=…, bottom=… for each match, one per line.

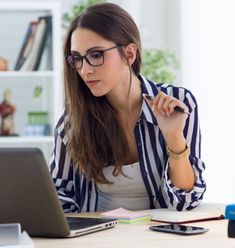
left=143, top=91, right=189, bottom=145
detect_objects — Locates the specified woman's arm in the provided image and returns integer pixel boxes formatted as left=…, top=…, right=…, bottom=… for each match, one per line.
left=147, top=85, right=206, bottom=210
left=144, top=88, right=198, bottom=191
left=166, top=136, right=195, bottom=190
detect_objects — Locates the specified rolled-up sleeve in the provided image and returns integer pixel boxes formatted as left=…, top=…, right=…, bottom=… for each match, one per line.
left=161, top=88, right=206, bottom=210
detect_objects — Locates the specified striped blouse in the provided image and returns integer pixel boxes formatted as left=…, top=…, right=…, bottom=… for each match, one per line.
left=50, top=75, right=206, bottom=213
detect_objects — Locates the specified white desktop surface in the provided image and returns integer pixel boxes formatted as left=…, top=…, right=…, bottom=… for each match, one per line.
left=33, top=219, right=234, bottom=248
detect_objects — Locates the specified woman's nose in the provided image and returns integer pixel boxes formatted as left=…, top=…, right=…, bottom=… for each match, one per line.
left=79, top=59, right=94, bottom=76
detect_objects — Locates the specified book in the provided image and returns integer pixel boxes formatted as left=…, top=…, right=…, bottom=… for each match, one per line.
left=19, top=17, right=46, bottom=71
left=144, top=203, right=225, bottom=224
left=17, top=15, right=52, bottom=71
left=14, top=21, right=39, bottom=70
left=33, top=15, right=52, bottom=70
left=37, top=18, right=53, bottom=71
left=101, top=207, right=151, bottom=224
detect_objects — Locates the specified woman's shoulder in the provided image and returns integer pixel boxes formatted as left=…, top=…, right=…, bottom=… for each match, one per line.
left=141, top=75, right=198, bottom=110
left=156, top=83, right=198, bottom=110
left=140, top=74, right=192, bottom=95
left=155, top=82, right=193, bottom=96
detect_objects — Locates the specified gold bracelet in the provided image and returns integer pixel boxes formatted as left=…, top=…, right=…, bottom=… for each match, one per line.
left=166, top=144, right=190, bottom=160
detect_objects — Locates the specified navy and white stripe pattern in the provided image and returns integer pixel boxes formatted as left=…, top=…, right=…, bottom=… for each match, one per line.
left=50, top=75, right=206, bottom=213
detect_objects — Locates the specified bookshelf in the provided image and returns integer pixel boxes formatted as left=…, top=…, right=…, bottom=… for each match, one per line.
left=0, top=1, right=62, bottom=163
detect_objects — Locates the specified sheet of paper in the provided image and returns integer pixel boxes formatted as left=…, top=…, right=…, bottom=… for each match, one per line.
left=101, top=207, right=149, bottom=219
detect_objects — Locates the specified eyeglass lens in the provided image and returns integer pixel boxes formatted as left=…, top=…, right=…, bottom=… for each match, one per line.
left=74, top=51, right=104, bottom=69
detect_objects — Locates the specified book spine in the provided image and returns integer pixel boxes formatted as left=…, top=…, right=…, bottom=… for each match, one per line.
left=14, top=21, right=37, bottom=70
left=33, top=15, right=52, bottom=70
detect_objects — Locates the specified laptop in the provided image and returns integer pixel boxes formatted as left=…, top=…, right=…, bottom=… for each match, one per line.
left=0, top=147, right=118, bottom=238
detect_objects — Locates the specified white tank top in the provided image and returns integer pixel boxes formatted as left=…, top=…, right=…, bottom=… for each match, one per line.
left=97, top=162, right=149, bottom=211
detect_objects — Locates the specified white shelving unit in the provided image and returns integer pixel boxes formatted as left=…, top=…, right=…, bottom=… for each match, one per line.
left=0, top=1, right=62, bottom=162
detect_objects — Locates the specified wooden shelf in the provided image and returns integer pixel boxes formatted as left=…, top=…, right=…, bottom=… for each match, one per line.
left=0, top=136, right=54, bottom=144
left=0, top=71, right=54, bottom=77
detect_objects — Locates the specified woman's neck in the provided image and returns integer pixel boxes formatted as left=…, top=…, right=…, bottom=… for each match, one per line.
left=106, top=74, right=142, bottom=114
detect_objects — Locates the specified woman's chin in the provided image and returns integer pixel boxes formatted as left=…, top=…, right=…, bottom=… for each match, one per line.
left=90, top=89, right=106, bottom=97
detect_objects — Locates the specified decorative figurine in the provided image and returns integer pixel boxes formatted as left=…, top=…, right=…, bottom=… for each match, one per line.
left=0, top=57, right=8, bottom=71
left=0, top=89, right=16, bottom=136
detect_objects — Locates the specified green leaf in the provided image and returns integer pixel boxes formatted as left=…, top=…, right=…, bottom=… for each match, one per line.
left=141, top=48, right=179, bottom=84
left=62, top=0, right=107, bottom=28
left=33, top=86, right=42, bottom=98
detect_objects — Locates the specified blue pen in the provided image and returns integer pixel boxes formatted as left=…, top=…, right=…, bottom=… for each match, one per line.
left=143, top=94, right=190, bottom=115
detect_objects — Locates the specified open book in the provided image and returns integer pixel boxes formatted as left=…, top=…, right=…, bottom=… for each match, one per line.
left=144, top=203, right=225, bottom=224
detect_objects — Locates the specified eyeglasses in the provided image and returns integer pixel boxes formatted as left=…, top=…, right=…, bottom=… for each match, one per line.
left=66, top=44, right=122, bottom=70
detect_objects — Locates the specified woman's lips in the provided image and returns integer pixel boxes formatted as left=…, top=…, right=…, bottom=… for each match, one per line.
left=86, top=80, right=99, bottom=85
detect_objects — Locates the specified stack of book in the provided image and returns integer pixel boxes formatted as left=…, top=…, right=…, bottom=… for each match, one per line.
left=14, top=15, right=52, bottom=71
left=101, top=207, right=151, bottom=224
left=24, top=111, right=50, bottom=136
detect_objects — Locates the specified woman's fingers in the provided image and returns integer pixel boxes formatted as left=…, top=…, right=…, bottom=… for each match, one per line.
left=155, top=92, right=166, bottom=115
left=143, top=91, right=188, bottom=116
left=162, top=98, right=175, bottom=116
left=155, top=91, right=174, bottom=116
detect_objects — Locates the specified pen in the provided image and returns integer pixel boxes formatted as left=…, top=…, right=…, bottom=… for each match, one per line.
left=143, top=94, right=190, bottom=115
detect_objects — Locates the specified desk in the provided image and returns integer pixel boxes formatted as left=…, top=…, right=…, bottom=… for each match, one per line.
left=33, top=219, right=234, bottom=248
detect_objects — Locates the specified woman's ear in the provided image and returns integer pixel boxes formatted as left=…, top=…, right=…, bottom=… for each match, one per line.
left=124, top=43, right=137, bottom=65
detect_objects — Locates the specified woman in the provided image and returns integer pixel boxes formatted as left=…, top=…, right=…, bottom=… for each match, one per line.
left=50, top=3, right=206, bottom=213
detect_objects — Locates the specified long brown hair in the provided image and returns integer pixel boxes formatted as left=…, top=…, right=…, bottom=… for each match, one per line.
left=63, top=3, right=142, bottom=183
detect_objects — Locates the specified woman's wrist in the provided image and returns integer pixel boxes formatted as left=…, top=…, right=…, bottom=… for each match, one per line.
left=167, top=143, right=190, bottom=160
left=164, top=134, right=186, bottom=153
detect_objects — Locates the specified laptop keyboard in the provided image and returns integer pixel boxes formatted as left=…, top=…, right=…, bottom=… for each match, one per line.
left=66, top=217, right=115, bottom=230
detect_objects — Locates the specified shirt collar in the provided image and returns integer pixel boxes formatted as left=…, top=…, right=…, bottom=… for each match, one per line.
left=138, top=74, right=159, bottom=126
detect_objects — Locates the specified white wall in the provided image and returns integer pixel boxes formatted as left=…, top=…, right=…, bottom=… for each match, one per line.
left=180, top=0, right=235, bottom=204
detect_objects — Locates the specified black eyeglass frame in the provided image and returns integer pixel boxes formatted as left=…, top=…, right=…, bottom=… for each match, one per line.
left=66, top=44, right=123, bottom=70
